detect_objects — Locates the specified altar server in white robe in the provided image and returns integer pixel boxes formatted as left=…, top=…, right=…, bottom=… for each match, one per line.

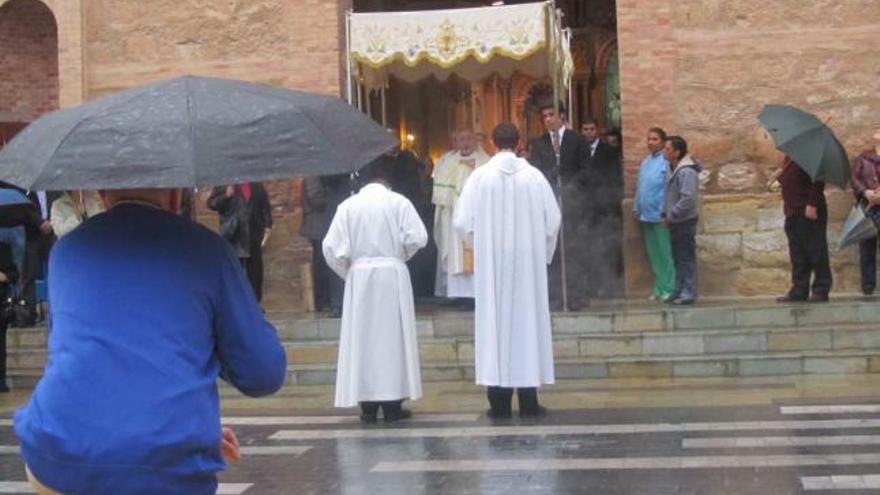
left=323, top=157, right=428, bottom=423
left=432, top=129, right=490, bottom=301
left=453, top=122, right=561, bottom=419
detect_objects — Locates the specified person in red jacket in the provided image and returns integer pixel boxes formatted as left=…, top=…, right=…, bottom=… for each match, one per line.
left=771, top=157, right=832, bottom=302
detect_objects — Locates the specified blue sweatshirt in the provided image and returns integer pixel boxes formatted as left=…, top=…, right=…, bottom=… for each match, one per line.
left=634, top=151, right=669, bottom=223
left=14, top=203, right=287, bottom=495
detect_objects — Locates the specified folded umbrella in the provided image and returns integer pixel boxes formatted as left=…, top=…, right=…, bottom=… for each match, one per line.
left=0, top=75, right=397, bottom=190
left=758, top=104, right=850, bottom=188
left=837, top=203, right=878, bottom=251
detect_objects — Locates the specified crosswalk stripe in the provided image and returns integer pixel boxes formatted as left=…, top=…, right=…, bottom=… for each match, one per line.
left=370, top=453, right=880, bottom=473
left=0, top=482, right=253, bottom=494
left=780, top=405, right=880, bottom=415
left=222, top=413, right=478, bottom=426
left=239, top=446, right=311, bottom=456
left=0, top=420, right=11, bottom=427
left=216, top=483, right=253, bottom=494
left=0, top=447, right=19, bottom=455
left=683, top=435, right=880, bottom=449
left=802, top=475, right=880, bottom=490
left=271, top=418, right=880, bottom=441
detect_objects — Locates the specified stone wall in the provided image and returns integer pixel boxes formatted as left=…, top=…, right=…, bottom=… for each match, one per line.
left=80, top=0, right=347, bottom=311
left=617, top=0, right=880, bottom=297
left=0, top=0, right=59, bottom=121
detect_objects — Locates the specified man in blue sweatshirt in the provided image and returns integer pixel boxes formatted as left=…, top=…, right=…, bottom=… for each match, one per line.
left=14, top=188, right=287, bottom=495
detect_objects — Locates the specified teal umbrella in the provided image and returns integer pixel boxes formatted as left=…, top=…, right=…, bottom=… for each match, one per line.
left=758, top=104, right=850, bottom=188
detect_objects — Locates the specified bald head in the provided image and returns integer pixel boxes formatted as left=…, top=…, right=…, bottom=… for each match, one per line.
left=101, top=188, right=182, bottom=213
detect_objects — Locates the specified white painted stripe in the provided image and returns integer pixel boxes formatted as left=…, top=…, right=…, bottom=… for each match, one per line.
left=781, top=405, right=880, bottom=415
left=216, top=483, right=253, bottom=494
left=0, top=481, right=252, bottom=494
left=802, top=474, right=880, bottom=490
left=0, top=446, right=19, bottom=455
left=239, top=446, right=311, bottom=456
left=0, top=420, right=11, bottom=427
left=271, top=418, right=880, bottom=441
left=222, top=413, right=478, bottom=426
left=0, top=482, right=31, bottom=494
left=371, top=453, right=880, bottom=473
left=684, top=435, right=880, bottom=449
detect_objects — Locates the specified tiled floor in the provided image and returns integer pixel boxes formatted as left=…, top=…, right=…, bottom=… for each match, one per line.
left=0, top=374, right=879, bottom=494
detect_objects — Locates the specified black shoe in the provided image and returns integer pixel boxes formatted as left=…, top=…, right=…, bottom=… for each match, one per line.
left=383, top=408, right=412, bottom=423
left=776, top=294, right=807, bottom=303
left=864, top=288, right=875, bottom=296
left=808, top=293, right=829, bottom=303
left=328, top=307, right=342, bottom=319
left=485, top=408, right=513, bottom=420
left=359, top=413, right=378, bottom=424
left=0, top=382, right=9, bottom=393
left=359, top=402, right=379, bottom=424
left=520, top=405, right=548, bottom=418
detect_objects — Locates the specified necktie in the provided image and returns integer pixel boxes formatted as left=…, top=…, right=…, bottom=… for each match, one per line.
left=550, top=130, right=561, bottom=158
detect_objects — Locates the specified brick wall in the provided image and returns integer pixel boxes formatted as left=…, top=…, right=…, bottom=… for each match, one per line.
left=0, top=0, right=59, bottom=121
left=617, top=0, right=880, bottom=297
left=80, top=0, right=348, bottom=311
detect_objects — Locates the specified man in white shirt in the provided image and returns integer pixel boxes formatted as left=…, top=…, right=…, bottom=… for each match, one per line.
left=453, top=123, right=561, bottom=419
left=323, top=158, right=428, bottom=423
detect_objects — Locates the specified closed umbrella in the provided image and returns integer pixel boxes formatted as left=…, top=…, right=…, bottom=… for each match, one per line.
left=758, top=104, right=850, bottom=188
left=837, top=203, right=878, bottom=251
left=0, top=75, right=397, bottom=190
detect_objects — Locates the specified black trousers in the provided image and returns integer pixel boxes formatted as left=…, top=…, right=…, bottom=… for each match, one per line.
left=669, top=218, right=698, bottom=301
left=240, top=234, right=264, bottom=302
left=486, top=386, right=540, bottom=415
left=359, top=400, right=404, bottom=416
left=859, top=236, right=879, bottom=293
left=310, top=240, right=343, bottom=312
left=784, top=210, right=832, bottom=298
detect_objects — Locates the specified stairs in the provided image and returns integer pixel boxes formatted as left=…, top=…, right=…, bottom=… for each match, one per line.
left=7, top=300, right=880, bottom=389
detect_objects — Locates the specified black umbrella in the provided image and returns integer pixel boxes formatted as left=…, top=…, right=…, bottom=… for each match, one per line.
left=0, top=76, right=397, bottom=190
left=758, top=104, right=850, bottom=188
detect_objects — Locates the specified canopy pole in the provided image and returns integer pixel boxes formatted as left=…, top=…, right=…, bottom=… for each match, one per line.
left=345, top=10, right=354, bottom=105
left=549, top=1, right=569, bottom=313
left=381, top=85, right=388, bottom=127
left=366, top=88, right=372, bottom=118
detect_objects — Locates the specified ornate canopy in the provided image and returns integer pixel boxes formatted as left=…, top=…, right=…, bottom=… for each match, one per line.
left=347, top=1, right=573, bottom=92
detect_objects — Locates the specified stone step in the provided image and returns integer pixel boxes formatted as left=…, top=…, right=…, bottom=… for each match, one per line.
left=9, top=301, right=880, bottom=347
left=278, top=350, right=880, bottom=386
left=9, top=323, right=880, bottom=370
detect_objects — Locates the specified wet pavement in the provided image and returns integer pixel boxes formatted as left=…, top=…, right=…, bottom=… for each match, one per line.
left=0, top=374, right=879, bottom=494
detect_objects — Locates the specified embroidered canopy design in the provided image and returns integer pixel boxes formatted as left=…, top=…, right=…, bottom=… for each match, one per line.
left=347, top=1, right=572, bottom=91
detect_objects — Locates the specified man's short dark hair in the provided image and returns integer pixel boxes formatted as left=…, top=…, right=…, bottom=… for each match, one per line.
left=666, top=135, right=688, bottom=158
left=581, top=117, right=598, bottom=128
left=492, top=123, right=520, bottom=150
left=360, top=155, right=395, bottom=182
left=649, top=127, right=667, bottom=141
left=538, top=100, right=567, bottom=117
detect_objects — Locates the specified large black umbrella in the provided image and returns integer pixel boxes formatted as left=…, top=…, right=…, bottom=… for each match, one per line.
left=0, top=76, right=397, bottom=190
left=758, top=104, right=850, bottom=188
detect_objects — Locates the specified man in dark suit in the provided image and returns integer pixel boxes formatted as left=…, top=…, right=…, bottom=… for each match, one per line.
left=581, top=119, right=625, bottom=299
left=528, top=103, right=591, bottom=310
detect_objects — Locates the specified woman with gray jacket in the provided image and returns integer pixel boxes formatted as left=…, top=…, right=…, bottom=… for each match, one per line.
left=661, top=136, right=701, bottom=305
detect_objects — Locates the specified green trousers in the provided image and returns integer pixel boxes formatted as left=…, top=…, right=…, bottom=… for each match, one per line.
left=640, top=222, right=676, bottom=298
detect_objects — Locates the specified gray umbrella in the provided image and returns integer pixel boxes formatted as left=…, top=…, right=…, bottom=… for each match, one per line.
left=0, top=76, right=397, bottom=190
left=837, top=203, right=878, bottom=251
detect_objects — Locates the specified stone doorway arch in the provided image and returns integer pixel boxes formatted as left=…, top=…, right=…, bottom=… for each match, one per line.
left=0, top=0, right=82, bottom=145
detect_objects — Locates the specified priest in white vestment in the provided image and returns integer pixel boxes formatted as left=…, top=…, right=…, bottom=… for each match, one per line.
left=323, top=158, right=428, bottom=423
left=432, top=129, right=490, bottom=300
left=453, top=123, right=562, bottom=419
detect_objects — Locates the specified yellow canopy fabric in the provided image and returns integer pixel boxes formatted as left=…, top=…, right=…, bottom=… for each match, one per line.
left=348, top=1, right=572, bottom=91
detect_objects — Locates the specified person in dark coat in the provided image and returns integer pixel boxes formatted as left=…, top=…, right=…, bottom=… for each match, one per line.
left=850, top=129, right=880, bottom=295
left=301, top=175, right=349, bottom=316
left=528, top=102, right=591, bottom=310
left=581, top=118, right=624, bottom=299
left=772, top=156, right=831, bottom=303
left=0, top=241, right=17, bottom=392
left=208, top=182, right=273, bottom=302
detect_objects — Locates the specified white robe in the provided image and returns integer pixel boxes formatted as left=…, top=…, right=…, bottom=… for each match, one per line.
left=432, top=149, right=490, bottom=297
left=453, top=151, right=561, bottom=387
left=322, top=183, right=428, bottom=407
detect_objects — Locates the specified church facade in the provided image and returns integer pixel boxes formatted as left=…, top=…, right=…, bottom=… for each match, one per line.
left=2, top=0, right=878, bottom=309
